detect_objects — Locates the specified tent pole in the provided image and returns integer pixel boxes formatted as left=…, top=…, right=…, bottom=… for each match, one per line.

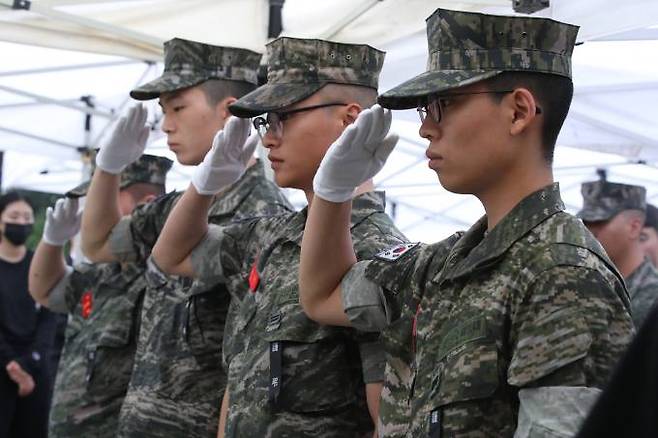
left=0, top=84, right=113, bottom=118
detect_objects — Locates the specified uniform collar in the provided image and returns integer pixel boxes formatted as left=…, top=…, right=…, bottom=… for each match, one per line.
left=442, top=183, right=565, bottom=281
left=286, top=191, right=387, bottom=246
left=208, top=159, right=267, bottom=217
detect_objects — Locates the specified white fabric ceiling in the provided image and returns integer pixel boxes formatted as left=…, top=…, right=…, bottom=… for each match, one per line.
left=1, top=0, right=657, bottom=242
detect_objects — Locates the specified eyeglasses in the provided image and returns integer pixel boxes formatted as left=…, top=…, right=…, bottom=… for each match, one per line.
left=417, top=90, right=542, bottom=124
left=253, top=102, right=348, bottom=139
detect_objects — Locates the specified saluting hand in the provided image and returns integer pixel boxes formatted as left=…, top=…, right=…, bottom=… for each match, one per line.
left=96, top=104, right=150, bottom=174
left=191, top=116, right=253, bottom=196
left=313, top=104, right=398, bottom=203
left=42, top=197, right=81, bottom=246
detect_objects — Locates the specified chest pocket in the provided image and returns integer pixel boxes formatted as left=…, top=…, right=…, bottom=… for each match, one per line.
left=263, top=300, right=363, bottom=414
left=85, top=283, right=144, bottom=401
left=418, top=336, right=500, bottom=437
left=183, top=282, right=231, bottom=371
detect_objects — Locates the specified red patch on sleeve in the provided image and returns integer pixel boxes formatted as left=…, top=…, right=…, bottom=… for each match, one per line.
left=248, top=261, right=260, bottom=293
left=81, top=291, right=93, bottom=319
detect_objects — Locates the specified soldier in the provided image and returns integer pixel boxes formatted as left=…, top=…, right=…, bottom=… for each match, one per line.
left=640, top=203, right=658, bottom=267
left=79, top=38, right=292, bottom=437
left=28, top=154, right=172, bottom=438
left=298, top=8, right=635, bottom=438
left=579, top=181, right=658, bottom=328
left=150, top=37, right=407, bottom=437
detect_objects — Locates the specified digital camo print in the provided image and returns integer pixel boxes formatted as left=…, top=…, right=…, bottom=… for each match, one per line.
left=229, top=37, right=385, bottom=117
left=626, top=258, right=658, bottom=328
left=112, top=161, right=292, bottom=438
left=67, top=154, right=173, bottom=198
left=191, top=192, right=406, bottom=437
left=378, top=8, right=579, bottom=109
left=363, top=184, right=634, bottom=437
left=577, top=180, right=647, bottom=222
left=131, top=38, right=262, bottom=101
left=48, top=261, right=145, bottom=438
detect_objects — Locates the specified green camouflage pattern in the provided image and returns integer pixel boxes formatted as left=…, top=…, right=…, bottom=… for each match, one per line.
left=378, top=8, right=579, bottom=109
left=48, top=261, right=146, bottom=438
left=577, top=180, right=646, bottom=222
left=131, top=38, right=262, bottom=101
left=626, top=257, right=658, bottom=328
left=361, top=184, right=633, bottom=437
left=229, top=37, right=385, bottom=117
left=644, top=203, right=658, bottom=230
left=67, top=153, right=173, bottom=198
left=110, top=161, right=292, bottom=438
left=190, top=192, right=406, bottom=437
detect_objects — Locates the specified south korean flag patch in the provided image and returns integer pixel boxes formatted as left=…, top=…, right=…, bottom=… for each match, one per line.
left=375, top=242, right=420, bottom=262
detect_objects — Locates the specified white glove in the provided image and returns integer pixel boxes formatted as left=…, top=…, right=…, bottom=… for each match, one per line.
left=313, top=104, right=398, bottom=202
left=96, top=104, right=150, bottom=174
left=191, top=117, right=253, bottom=195
left=42, top=198, right=81, bottom=246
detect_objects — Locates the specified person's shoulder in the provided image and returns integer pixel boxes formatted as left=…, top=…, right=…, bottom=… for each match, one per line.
left=521, top=211, right=617, bottom=274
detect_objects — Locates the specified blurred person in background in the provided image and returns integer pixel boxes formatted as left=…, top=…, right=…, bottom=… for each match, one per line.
left=640, top=203, right=658, bottom=268
left=0, top=190, right=56, bottom=438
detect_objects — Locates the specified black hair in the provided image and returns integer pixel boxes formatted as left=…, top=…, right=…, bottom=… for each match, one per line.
left=199, top=79, right=258, bottom=106
left=0, top=191, right=33, bottom=217
left=484, top=71, right=574, bottom=163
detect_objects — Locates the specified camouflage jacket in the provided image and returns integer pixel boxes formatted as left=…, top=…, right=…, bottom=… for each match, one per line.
left=49, top=261, right=145, bottom=438
left=361, top=184, right=634, bottom=437
left=109, top=161, right=293, bottom=438
left=626, top=257, right=658, bottom=328
left=191, top=191, right=407, bottom=437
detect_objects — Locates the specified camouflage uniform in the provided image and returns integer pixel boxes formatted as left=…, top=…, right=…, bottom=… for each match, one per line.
left=48, top=262, right=146, bottom=438
left=190, top=192, right=407, bottom=437
left=341, top=9, right=633, bottom=437
left=578, top=180, right=658, bottom=328
left=626, top=258, right=658, bottom=328
left=48, top=154, right=172, bottom=438
left=344, top=185, right=633, bottom=437
left=109, top=162, right=291, bottom=438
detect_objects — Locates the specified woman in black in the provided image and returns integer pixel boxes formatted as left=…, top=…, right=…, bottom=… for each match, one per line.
left=0, top=191, right=55, bottom=438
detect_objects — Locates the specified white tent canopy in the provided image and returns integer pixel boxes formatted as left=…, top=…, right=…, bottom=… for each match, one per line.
left=1, top=0, right=657, bottom=242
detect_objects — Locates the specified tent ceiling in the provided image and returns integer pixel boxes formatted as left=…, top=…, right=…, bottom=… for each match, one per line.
left=1, top=0, right=657, bottom=242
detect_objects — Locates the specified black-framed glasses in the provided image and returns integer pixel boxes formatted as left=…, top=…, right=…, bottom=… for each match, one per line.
left=253, top=102, right=348, bottom=139
left=417, top=90, right=542, bottom=124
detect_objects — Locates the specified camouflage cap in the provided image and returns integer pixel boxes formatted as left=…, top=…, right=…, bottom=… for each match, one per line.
left=378, top=8, right=579, bottom=110
left=577, top=180, right=646, bottom=222
left=645, top=204, right=658, bottom=230
left=229, top=37, right=385, bottom=118
left=66, top=153, right=173, bottom=198
left=130, top=38, right=262, bottom=101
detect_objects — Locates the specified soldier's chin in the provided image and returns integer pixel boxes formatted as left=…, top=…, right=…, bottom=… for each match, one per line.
left=175, top=150, right=204, bottom=166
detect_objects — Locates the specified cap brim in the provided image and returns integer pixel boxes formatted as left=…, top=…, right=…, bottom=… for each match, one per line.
left=577, top=210, right=614, bottom=222
left=229, top=82, right=324, bottom=118
left=130, top=72, right=207, bottom=101
left=65, top=181, right=90, bottom=199
left=378, top=69, right=503, bottom=110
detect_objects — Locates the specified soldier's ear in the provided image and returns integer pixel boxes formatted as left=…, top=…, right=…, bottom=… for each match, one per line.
left=342, top=103, right=362, bottom=126
left=217, top=97, right=237, bottom=119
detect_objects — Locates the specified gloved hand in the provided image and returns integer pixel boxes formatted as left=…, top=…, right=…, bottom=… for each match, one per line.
left=96, top=104, right=150, bottom=174
left=191, top=117, right=253, bottom=195
left=42, top=197, right=81, bottom=246
left=313, top=104, right=398, bottom=202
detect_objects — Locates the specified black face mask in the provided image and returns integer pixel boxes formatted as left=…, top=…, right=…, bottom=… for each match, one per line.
left=3, top=223, right=33, bottom=246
